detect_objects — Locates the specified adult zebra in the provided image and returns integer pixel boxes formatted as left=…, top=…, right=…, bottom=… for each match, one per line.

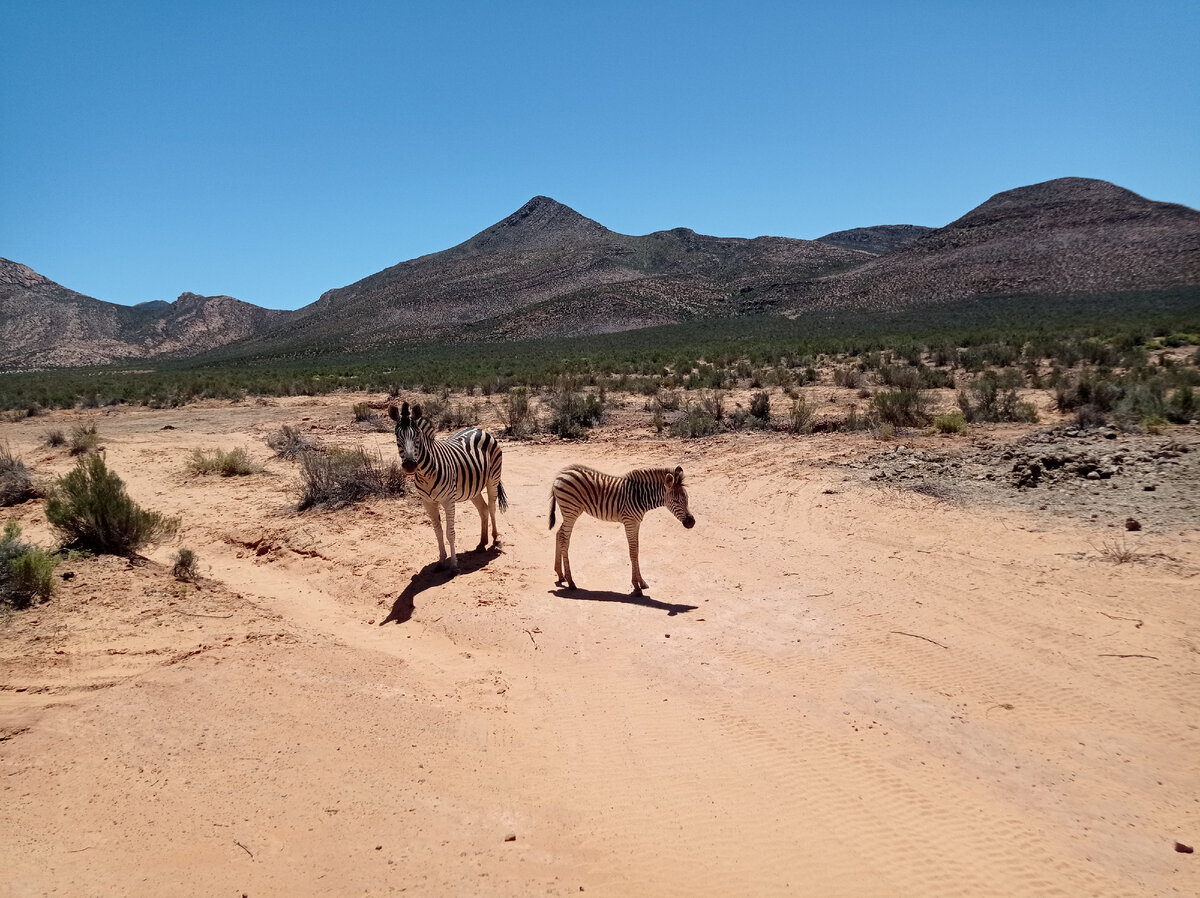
left=549, top=463, right=695, bottom=596
left=389, top=402, right=508, bottom=571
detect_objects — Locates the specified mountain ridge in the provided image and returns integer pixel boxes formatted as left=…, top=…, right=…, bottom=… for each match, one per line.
left=3, top=176, right=1199, bottom=368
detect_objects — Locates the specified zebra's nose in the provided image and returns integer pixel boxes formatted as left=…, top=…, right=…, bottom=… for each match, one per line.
left=401, top=459, right=417, bottom=473
left=683, top=515, right=695, bottom=529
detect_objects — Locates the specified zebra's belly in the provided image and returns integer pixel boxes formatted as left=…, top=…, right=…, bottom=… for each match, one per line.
left=413, top=473, right=480, bottom=504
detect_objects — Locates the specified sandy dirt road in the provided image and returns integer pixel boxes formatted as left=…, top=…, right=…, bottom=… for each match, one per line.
left=2, top=396, right=1198, bottom=896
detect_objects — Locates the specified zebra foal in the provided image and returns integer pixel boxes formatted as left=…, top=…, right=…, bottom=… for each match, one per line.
left=549, top=464, right=695, bottom=596
left=389, top=401, right=508, bottom=571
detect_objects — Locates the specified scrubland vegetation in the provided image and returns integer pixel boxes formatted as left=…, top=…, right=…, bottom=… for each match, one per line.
left=0, top=291, right=1196, bottom=441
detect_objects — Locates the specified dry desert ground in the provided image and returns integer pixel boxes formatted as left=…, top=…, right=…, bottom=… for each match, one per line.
left=2, top=392, right=1198, bottom=897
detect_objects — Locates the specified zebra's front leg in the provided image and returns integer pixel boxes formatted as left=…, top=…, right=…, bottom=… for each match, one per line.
left=624, top=517, right=648, bottom=596
left=443, top=498, right=458, bottom=572
left=423, top=499, right=449, bottom=568
left=554, top=518, right=576, bottom=589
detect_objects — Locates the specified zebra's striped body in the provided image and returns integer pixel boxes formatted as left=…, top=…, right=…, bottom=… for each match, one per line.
left=390, top=402, right=507, bottom=571
left=548, top=463, right=695, bottom=595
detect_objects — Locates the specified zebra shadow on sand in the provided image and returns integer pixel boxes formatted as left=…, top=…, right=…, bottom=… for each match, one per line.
left=380, top=547, right=503, bottom=625
left=550, top=586, right=698, bottom=616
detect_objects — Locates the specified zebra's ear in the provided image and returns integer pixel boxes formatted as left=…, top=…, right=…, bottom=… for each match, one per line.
left=412, top=404, right=423, bottom=420
left=388, top=405, right=400, bottom=422
left=673, top=466, right=685, bottom=486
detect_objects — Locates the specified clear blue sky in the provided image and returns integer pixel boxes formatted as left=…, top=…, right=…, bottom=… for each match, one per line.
left=3, top=1, right=1197, bottom=310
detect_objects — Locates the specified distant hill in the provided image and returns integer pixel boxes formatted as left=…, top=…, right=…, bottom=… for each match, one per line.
left=816, top=225, right=934, bottom=256
left=784, top=178, right=1200, bottom=312
left=0, top=259, right=295, bottom=368
left=236, top=195, right=864, bottom=353
left=4, top=177, right=1199, bottom=368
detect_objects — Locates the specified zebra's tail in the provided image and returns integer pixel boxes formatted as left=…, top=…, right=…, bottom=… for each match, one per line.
left=548, top=494, right=557, bottom=530
left=497, top=481, right=509, bottom=514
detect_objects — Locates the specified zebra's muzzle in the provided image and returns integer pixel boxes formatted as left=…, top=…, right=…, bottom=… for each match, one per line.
left=401, top=458, right=417, bottom=474
left=683, top=515, right=695, bottom=529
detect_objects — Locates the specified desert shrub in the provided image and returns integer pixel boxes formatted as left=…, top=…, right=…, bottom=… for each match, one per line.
left=749, top=391, right=771, bottom=423
left=1169, top=384, right=1196, bottom=421
left=871, top=388, right=932, bottom=427
left=187, top=447, right=261, bottom=476
left=877, top=365, right=922, bottom=390
left=933, top=410, right=969, bottom=434
left=669, top=402, right=721, bottom=438
left=68, top=422, right=101, bottom=456
left=1, top=442, right=39, bottom=506
left=44, top=454, right=179, bottom=555
left=957, top=373, right=1038, bottom=423
left=786, top=394, right=814, bottom=433
left=172, top=547, right=200, bottom=582
left=0, top=522, right=58, bottom=609
left=547, top=388, right=605, bottom=439
left=297, top=447, right=406, bottom=510
left=43, top=428, right=66, bottom=448
left=1054, top=371, right=1120, bottom=413
left=500, top=387, right=536, bottom=438
left=1074, top=404, right=1108, bottom=428
left=833, top=367, right=864, bottom=389
left=352, top=402, right=374, bottom=422
left=267, top=424, right=321, bottom=459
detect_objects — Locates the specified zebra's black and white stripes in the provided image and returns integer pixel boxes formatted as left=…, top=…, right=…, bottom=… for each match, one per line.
left=548, top=463, right=695, bottom=595
left=389, top=402, right=507, bottom=571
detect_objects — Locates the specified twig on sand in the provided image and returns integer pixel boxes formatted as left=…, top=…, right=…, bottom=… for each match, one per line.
left=172, top=609, right=234, bottom=619
left=1098, top=612, right=1144, bottom=629
left=524, top=629, right=539, bottom=649
left=1099, top=653, right=1158, bottom=660
left=808, top=591, right=834, bottom=598
left=890, top=630, right=948, bottom=649
left=235, top=840, right=254, bottom=859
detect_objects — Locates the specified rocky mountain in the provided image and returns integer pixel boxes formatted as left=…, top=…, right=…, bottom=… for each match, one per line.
left=5, top=177, right=1198, bottom=368
left=0, top=259, right=295, bottom=368
left=816, top=224, right=934, bottom=256
left=785, top=178, right=1200, bottom=312
left=235, top=195, right=865, bottom=353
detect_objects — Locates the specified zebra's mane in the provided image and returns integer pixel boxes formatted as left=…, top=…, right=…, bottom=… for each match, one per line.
left=627, top=467, right=684, bottom=487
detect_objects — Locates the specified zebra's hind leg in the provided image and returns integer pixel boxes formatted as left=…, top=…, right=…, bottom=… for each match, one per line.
left=554, top=517, right=576, bottom=589
left=470, top=493, right=489, bottom=551
left=486, top=481, right=502, bottom=548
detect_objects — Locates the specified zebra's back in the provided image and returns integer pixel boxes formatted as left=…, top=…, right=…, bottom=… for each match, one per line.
left=421, top=427, right=504, bottom=503
left=551, top=464, right=660, bottom=524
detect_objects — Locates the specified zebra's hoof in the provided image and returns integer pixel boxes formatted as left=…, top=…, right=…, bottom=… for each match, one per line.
left=474, top=542, right=487, bottom=552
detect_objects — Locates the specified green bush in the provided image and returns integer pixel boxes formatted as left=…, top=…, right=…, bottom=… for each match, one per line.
left=669, top=403, right=721, bottom=438
left=871, top=388, right=932, bottom=427
left=547, top=387, right=606, bottom=439
left=933, top=410, right=969, bottom=434
left=0, top=522, right=58, bottom=609
left=187, top=447, right=261, bottom=476
left=173, top=547, right=200, bottom=582
left=45, top=454, right=179, bottom=555
left=500, top=387, right=535, bottom=437
left=957, top=373, right=1038, bottom=423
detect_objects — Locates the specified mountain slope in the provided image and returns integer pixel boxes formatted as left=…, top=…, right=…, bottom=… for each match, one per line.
left=790, top=178, right=1200, bottom=311
left=239, top=196, right=864, bottom=352
left=0, top=259, right=294, bottom=368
